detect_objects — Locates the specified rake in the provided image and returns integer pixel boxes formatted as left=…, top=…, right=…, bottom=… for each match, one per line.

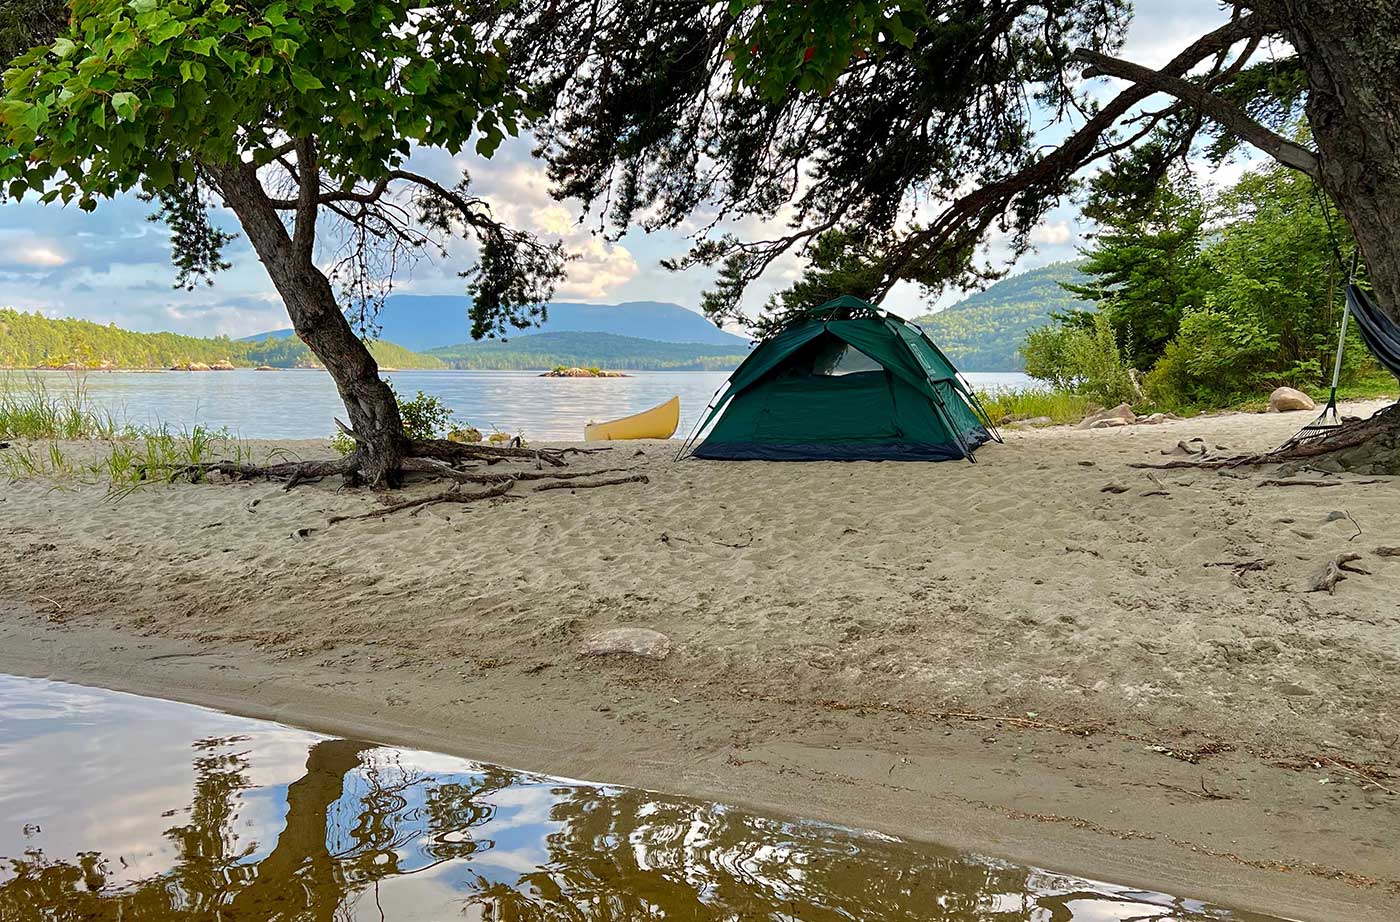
left=1280, top=294, right=1349, bottom=450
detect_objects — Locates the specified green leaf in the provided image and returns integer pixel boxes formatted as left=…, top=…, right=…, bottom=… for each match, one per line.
left=111, top=91, right=139, bottom=121
left=149, top=20, right=188, bottom=45
left=147, top=160, right=174, bottom=189
left=52, top=38, right=78, bottom=60
left=149, top=87, right=176, bottom=109
left=290, top=68, right=324, bottom=92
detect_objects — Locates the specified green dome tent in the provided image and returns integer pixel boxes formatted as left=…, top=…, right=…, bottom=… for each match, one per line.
left=681, top=296, right=1000, bottom=461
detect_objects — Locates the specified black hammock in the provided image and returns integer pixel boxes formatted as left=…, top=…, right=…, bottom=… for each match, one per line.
left=1346, top=283, right=1400, bottom=380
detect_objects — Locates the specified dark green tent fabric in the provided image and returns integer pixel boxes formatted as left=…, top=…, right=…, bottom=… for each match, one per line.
left=688, top=297, right=997, bottom=462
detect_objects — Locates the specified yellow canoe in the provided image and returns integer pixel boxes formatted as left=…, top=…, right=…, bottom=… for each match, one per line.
left=585, top=395, right=681, bottom=441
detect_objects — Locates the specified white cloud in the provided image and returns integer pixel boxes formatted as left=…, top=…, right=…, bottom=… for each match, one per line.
left=1030, top=221, right=1073, bottom=246
left=13, top=244, right=69, bottom=268
left=554, top=237, right=639, bottom=299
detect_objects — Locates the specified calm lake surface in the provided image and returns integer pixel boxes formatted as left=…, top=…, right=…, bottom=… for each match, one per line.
left=5, top=369, right=1032, bottom=441
left=0, top=674, right=1284, bottom=921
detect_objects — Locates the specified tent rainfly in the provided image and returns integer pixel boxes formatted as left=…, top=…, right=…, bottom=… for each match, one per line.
left=680, top=296, right=1001, bottom=461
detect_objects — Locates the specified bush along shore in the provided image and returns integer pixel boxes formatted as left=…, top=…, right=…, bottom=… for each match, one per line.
left=1015, top=154, right=1398, bottom=421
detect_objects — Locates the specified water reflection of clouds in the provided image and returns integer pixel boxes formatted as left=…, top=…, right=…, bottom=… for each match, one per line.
left=0, top=675, right=1283, bottom=922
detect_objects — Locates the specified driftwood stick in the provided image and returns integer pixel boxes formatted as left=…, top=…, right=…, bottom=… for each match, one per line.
left=532, top=474, right=650, bottom=492
left=327, top=480, right=514, bottom=524
left=1309, top=552, right=1370, bottom=593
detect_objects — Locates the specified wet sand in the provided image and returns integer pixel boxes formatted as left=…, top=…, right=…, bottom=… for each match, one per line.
left=2, top=401, right=1398, bottom=921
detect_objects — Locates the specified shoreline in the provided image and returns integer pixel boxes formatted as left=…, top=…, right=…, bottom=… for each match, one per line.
left=2, top=403, right=1398, bottom=921
left=0, top=613, right=1389, bottom=922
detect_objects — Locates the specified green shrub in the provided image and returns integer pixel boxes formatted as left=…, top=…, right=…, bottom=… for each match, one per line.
left=1022, top=312, right=1137, bottom=407
left=331, top=386, right=461, bottom=454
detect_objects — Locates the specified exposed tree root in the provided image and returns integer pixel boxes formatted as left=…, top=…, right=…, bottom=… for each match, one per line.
left=179, top=436, right=599, bottom=489
left=1256, top=478, right=1385, bottom=487
left=322, top=472, right=649, bottom=524
left=168, top=430, right=648, bottom=524
left=532, top=473, right=650, bottom=492
left=399, top=459, right=636, bottom=486
left=326, top=481, right=516, bottom=524
left=1132, top=402, right=1400, bottom=474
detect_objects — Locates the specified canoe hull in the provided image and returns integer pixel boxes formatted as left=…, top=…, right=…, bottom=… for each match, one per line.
left=584, top=396, right=681, bottom=441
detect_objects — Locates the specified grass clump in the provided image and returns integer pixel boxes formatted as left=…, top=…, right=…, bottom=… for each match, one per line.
left=0, top=378, right=257, bottom=493
left=975, top=387, right=1096, bottom=426
left=0, top=376, right=126, bottom=440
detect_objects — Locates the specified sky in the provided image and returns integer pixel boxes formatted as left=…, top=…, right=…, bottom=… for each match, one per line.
left=0, top=0, right=1248, bottom=341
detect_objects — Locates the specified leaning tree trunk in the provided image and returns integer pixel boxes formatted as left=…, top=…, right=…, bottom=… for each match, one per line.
left=1283, top=0, right=1400, bottom=321
left=206, top=160, right=408, bottom=487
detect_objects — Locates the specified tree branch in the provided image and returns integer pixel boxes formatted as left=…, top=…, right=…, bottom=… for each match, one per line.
left=293, top=138, right=319, bottom=261
left=1075, top=48, right=1319, bottom=177
left=872, top=12, right=1277, bottom=295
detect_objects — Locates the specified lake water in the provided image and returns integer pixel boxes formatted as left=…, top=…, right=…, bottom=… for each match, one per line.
left=0, top=674, right=1285, bottom=921
left=4, top=369, right=1032, bottom=441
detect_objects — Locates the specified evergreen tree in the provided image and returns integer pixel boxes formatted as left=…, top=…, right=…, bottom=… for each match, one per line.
left=1061, top=171, right=1213, bottom=369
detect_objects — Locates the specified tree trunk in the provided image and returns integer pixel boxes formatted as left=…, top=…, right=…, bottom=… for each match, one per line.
left=1283, top=0, right=1400, bottom=322
left=206, top=159, right=407, bottom=487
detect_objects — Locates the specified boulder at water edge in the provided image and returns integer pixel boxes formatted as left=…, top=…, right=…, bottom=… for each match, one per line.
left=1269, top=387, right=1316, bottom=412
left=1077, top=403, right=1137, bottom=429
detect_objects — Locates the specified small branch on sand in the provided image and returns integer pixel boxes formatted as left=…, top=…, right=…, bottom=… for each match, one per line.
left=327, top=480, right=515, bottom=524
left=1204, top=558, right=1274, bottom=587
left=1344, top=509, right=1363, bottom=541
left=1272, top=755, right=1397, bottom=795
left=1157, top=776, right=1233, bottom=800
left=1141, top=472, right=1171, bottom=496
left=533, top=473, right=650, bottom=492
left=1309, top=552, right=1370, bottom=593
left=1145, top=741, right=1234, bottom=764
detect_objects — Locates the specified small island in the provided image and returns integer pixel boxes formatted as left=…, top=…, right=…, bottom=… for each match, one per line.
left=539, top=366, right=630, bottom=378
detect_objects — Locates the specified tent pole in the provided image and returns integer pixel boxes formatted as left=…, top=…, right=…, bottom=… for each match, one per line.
left=674, top=382, right=730, bottom=461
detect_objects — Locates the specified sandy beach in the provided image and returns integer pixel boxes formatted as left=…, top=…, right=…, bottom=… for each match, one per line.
left=2, top=400, right=1398, bottom=921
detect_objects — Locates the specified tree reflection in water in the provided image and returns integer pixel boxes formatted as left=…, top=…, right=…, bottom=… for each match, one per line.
left=0, top=735, right=1264, bottom=922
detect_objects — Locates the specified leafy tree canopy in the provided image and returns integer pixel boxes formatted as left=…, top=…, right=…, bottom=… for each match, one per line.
left=519, top=0, right=1330, bottom=330
left=0, top=0, right=562, bottom=337
left=3, top=0, right=518, bottom=196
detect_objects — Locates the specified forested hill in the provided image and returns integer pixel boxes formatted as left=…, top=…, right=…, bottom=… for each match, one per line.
left=914, top=261, right=1090, bottom=371
left=0, top=309, right=444, bottom=370
left=427, top=331, right=750, bottom=370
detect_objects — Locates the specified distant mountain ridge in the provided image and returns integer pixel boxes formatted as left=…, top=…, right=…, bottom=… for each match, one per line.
left=245, top=296, right=749, bottom=351
left=915, top=261, right=1090, bottom=371
left=428, top=331, right=750, bottom=371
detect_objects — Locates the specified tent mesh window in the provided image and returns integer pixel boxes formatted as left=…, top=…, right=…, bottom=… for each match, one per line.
left=810, top=340, right=885, bottom=376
